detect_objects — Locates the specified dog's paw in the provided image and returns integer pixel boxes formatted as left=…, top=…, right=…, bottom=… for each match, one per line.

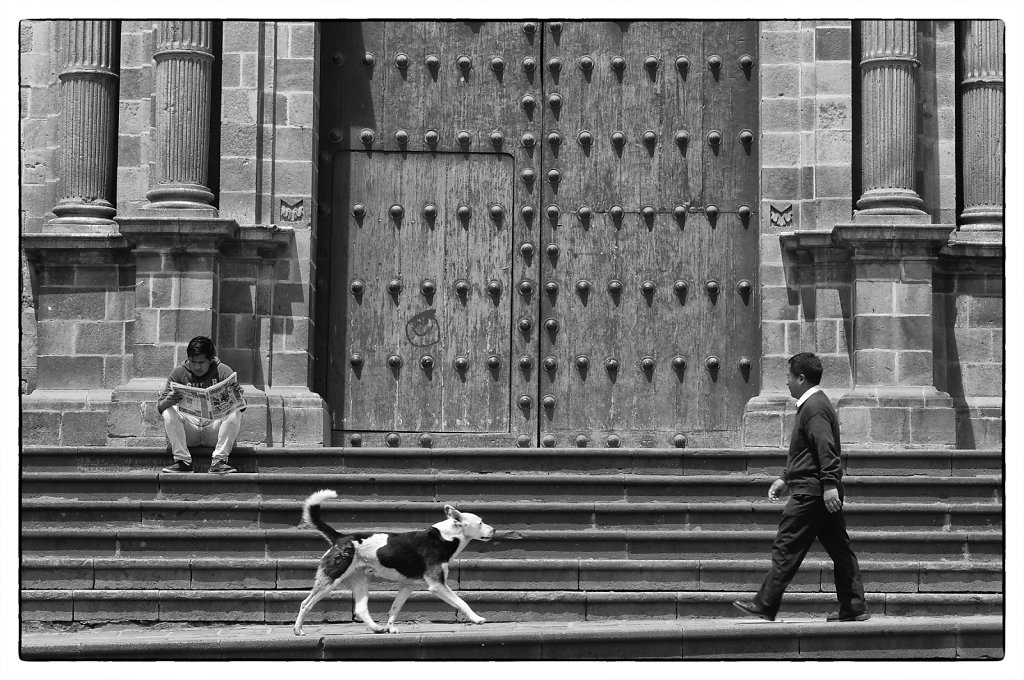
left=385, top=624, right=400, bottom=634
left=293, top=627, right=305, bottom=637
left=468, top=616, right=486, bottom=625
left=370, top=625, right=389, bottom=634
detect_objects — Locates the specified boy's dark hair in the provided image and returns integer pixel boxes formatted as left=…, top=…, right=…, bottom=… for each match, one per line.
left=186, top=336, right=216, bottom=360
left=788, top=352, right=823, bottom=386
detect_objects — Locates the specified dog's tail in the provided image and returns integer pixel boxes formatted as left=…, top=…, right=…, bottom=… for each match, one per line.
left=301, top=489, right=340, bottom=542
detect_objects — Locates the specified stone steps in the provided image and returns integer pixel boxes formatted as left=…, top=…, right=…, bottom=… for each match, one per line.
left=20, top=526, right=1001, bottom=561
left=21, top=445, right=1001, bottom=476
left=22, top=556, right=1002, bottom=593
left=19, top=498, right=1002, bottom=531
left=20, top=445, right=1004, bottom=646
left=21, top=588, right=1002, bottom=625
left=19, top=616, right=1004, bottom=660
left=21, top=471, right=1002, bottom=502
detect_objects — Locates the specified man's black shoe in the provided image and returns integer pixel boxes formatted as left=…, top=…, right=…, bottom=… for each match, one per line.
left=826, top=611, right=871, bottom=622
left=161, top=460, right=193, bottom=473
left=732, top=600, right=775, bottom=621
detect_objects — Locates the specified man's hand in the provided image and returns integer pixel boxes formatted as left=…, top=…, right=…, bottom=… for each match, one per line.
left=823, top=487, right=842, bottom=513
left=768, top=478, right=788, bottom=501
left=166, top=390, right=183, bottom=405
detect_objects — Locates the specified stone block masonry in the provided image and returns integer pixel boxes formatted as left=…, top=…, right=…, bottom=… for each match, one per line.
left=747, top=21, right=855, bottom=447
left=934, top=248, right=1002, bottom=449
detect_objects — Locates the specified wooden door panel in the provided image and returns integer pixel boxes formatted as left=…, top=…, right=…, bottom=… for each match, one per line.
left=538, top=21, right=759, bottom=447
left=331, top=151, right=513, bottom=433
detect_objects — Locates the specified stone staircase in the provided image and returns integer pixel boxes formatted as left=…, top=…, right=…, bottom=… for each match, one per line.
left=20, top=446, right=1003, bottom=659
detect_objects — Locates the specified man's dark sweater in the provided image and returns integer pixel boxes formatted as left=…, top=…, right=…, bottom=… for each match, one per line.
left=781, top=389, right=843, bottom=496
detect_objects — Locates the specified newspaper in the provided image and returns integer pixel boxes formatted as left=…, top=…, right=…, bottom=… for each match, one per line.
left=172, top=372, right=245, bottom=420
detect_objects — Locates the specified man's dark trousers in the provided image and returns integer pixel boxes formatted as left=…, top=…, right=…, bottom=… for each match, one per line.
left=752, top=491, right=866, bottom=618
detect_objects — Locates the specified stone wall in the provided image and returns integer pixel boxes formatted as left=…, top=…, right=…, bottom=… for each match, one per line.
left=935, top=253, right=1003, bottom=449
left=20, top=20, right=58, bottom=394
left=116, top=21, right=157, bottom=217
left=217, top=21, right=318, bottom=396
left=19, top=20, right=60, bottom=231
left=917, top=21, right=958, bottom=227
left=745, top=20, right=855, bottom=447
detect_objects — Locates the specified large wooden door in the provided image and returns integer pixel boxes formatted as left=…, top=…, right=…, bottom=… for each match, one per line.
left=320, top=21, right=540, bottom=446
left=318, top=21, right=759, bottom=447
left=537, top=21, right=760, bottom=447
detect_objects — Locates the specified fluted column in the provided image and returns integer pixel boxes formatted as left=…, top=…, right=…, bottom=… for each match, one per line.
left=50, top=20, right=120, bottom=227
left=145, top=20, right=216, bottom=211
left=957, top=20, right=1004, bottom=240
left=855, top=20, right=928, bottom=220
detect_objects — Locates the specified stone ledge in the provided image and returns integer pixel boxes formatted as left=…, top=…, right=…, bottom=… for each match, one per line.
left=837, top=385, right=954, bottom=408
left=21, top=232, right=130, bottom=252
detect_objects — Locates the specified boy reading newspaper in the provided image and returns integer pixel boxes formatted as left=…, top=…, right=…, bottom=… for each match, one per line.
left=157, top=336, right=246, bottom=474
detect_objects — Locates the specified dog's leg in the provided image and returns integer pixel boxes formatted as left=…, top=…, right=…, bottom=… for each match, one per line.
left=293, top=569, right=341, bottom=636
left=350, top=571, right=387, bottom=633
left=425, top=577, right=486, bottom=625
left=384, top=584, right=415, bottom=634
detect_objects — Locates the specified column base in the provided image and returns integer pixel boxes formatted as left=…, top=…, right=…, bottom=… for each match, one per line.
left=948, top=225, right=1003, bottom=247
left=743, top=393, right=794, bottom=448
left=45, top=216, right=119, bottom=232
left=22, top=389, right=113, bottom=446
left=854, top=188, right=928, bottom=219
left=952, top=396, right=1002, bottom=450
left=264, top=387, right=329, bottom=447
left=837, top=386, right=956, bottom=448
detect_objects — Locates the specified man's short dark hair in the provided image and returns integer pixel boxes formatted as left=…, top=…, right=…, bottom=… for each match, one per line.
left=788, top=352, right=823, bottom=386
left=186, top=336, right=216, bottom=360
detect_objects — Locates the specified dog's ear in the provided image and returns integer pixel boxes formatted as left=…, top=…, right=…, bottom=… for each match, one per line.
left=444, top=504, right=463, bottom=524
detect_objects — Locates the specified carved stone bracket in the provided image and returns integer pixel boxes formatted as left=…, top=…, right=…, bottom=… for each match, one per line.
left=223, top=225, right=294, bottom=260
left=778, top=229, right=851, bottom=288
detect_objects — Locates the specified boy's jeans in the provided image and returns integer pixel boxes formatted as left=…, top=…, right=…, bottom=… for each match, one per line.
left=163, top=406, right=242, bottom=463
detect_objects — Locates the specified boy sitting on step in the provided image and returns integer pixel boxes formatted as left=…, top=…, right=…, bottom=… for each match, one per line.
left=158, top=336, right=244, bottom=474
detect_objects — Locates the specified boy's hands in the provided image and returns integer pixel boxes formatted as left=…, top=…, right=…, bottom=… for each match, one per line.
left=166, top=390, right=183, bottom=405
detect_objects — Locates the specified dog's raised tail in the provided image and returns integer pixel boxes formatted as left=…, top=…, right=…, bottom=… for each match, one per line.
left=302, top=489, right=340, bottom=542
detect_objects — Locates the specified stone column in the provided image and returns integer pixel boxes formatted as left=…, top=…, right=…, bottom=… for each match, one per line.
left=49, top=20, right=120, bottom=229
left=820, top=21, right=959, bottom=447
left=855, top=20, right=928, bottom=221
left=145, top=20, right=216, bottom=212
left=953, top=20, right=1004, bottom=244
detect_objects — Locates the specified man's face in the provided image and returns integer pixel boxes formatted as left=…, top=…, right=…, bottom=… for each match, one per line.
left=187, top=353, right=212, bottom=376
left=786, top=368, right=806, bottom=399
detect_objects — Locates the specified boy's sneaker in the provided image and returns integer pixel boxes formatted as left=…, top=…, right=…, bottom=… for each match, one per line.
left=162, top=460, right=193, bottom=473
left=208, top=460, right=236, bottom=474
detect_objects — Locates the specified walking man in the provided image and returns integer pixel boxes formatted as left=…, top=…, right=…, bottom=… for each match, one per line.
left=733, top=352, right=869, bottom=622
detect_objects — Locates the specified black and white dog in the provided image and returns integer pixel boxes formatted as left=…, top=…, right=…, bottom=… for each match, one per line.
left=293, top=489, right=495, bottom=635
